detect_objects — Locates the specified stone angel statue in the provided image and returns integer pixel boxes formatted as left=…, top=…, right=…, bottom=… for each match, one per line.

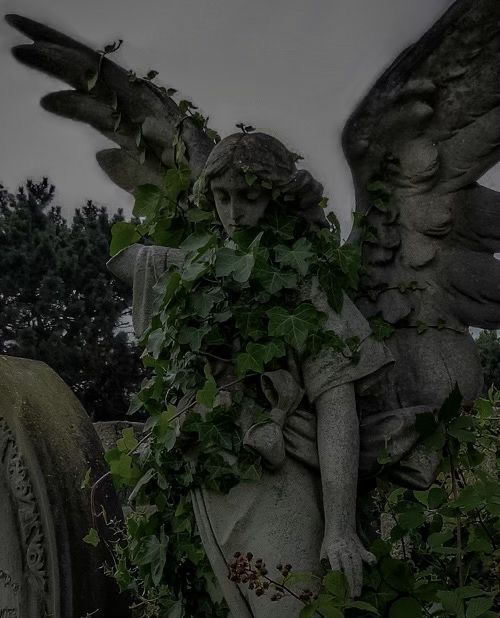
left=6, top=1, right=500, bottom=615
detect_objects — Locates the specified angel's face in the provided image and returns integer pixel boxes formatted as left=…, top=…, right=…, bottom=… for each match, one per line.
left=211, top=168, right=270, bottom=237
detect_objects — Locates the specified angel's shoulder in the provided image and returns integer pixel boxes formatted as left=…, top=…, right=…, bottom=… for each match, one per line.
left=300, top=276, right=371, bottom=342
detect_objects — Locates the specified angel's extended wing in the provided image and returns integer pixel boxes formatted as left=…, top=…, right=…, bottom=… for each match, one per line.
left=5, top=14, right=216, bottom=193
left=343, top=0, right=500, bottom=331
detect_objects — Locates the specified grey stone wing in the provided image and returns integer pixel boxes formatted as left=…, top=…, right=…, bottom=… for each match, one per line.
left=343, top=0, right=500, bottom=329
left=5, top=14, right=216, bottom=193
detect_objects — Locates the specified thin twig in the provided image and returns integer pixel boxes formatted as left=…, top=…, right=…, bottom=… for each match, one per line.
left=449, top=452, right=464, bottom=587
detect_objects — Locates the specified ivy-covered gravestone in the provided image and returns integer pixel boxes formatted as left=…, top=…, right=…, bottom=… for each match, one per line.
left=0, top=356, right=129, bottom=618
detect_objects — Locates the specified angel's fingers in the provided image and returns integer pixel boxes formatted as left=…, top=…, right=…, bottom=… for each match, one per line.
left=343, top=553, right=362, bottom=598
left=350, top=553, right=363, bottom=598
left=328, top=551, right=341, bottom=573
left=360, top=548, right=377, bottom=566
left=339, top=553, right=357, bottom=598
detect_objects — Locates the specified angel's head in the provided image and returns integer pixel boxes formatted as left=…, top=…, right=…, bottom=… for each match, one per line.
left=195, top=132, right=327, bottom=236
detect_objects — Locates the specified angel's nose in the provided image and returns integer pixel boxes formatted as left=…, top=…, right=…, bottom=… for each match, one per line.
left=229, top=200, right=244, bottom=223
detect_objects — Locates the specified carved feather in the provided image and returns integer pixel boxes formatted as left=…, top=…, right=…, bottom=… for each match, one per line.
left=343, top=0, right=500, bottom=329
left=5, top=14, right=215, bottom=192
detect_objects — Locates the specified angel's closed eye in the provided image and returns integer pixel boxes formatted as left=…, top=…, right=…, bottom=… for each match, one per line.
left=214, top=188, right=230, bottom=203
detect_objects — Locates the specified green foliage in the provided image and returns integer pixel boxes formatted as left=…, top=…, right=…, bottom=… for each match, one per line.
left=343, top=386, right=500, bottom=618
left=83, top=527, right=100, bottom=548
left=0, top=178, right=143, bottom=420
left=103, top=146, right=362, bottom=614
left=226, top=387, right=500, bottom=617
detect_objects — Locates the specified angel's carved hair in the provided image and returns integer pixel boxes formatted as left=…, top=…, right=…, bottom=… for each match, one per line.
left=194, top=132, right=328, bottom=228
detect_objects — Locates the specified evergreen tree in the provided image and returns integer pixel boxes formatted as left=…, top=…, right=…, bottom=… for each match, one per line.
left=0, top=178, right=142, bottom=420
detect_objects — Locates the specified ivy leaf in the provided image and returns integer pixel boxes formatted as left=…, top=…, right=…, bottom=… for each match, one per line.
left=83, top=527, right=100, bottom=547
left=322, top=570, right=349, bottom=602
left=318, top=268, right=344, bottom=313
left=263, top=212, right=297, bottom=240
left=182, top=261, right=209, bottom=282
left=448, top=420, right=475, bottom=443
left=180, top=232, right=214, bottom=253
left=135, top=531, right=168, bottom=586
left=202, top=409, right=240, bottom=451
left=185, top=208, right=214, bottom=223
left=311, top=595, right=344, bottom=618
left=128, top=468, right=156, bottom=503
left=389, top=597, right=423, bottom=618
left=238, top=459, right=262, bottom=481
left=146, top=328, right=165, bottom=359
left=335, top=243, right=361, bottom=289
left=398, top=508, right=425, bottom=530
left=191, top=291, right=217, bottom=319
left=105, top=449, right=141, bottom=487
left=117, top=427, right=139, bottom=452
left=254, top=261, right=297, bottom=294
left=234, top=308, right=266, bottom=340
left=215, top=248, right=255, bottom=282
left=196, top=376, right=217, bottom=407
left=236, top=345, right=266, bottom=375
left=133, top=184, right=163, bottom=219
left=438, top=384, right=463, bottom=423
left=154, top=271, right=181, bottom=309
left=236, top=341, right=285, bottom=376
left=274, top=238, right=314, bottom=276
left=427, top=487, right=448, bottom=509
left=370, top=317, right=395, bottom=341
left=437, top=591, right=465, bottom=618
left=178, top=325, right=210, bottom=351
left=163, top=167, right=191, bottom=204
left=465, top=596, right=493, bottom=618
left=428, top=531, right=456, bottom=555
left=110, top=221, right=140, bottom=256
left=267, top=303, right=326, bottom=352
left=155, top=408, right=178, bottom=451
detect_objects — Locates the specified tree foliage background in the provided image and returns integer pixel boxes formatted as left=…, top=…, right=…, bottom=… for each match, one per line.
left=0, top=177, right=142, bottom=420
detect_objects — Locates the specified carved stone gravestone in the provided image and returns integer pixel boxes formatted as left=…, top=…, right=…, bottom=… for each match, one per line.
left=0, top=355, right=130, bottom=618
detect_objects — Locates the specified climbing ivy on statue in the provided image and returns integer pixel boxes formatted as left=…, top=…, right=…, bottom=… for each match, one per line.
left=99, top=144, right=363, bottom=615
left=98, top=150, right=500, bottom=616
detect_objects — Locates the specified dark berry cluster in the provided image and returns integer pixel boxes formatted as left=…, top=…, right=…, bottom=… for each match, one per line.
left=227, top=552, right=271, bottom=597
left=227, top=552, right=318, bottom=605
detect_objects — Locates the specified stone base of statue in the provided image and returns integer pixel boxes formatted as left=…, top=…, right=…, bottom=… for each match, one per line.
left=0, top=355, right=130, bottom=618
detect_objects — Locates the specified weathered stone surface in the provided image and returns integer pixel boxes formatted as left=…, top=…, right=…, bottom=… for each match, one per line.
left=0, top=356, right=130, bottom=618
left=93, top=421, right=144, bottom=453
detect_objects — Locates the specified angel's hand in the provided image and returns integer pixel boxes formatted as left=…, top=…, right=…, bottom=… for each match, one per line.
left=320, top=530, right=376, bottom=597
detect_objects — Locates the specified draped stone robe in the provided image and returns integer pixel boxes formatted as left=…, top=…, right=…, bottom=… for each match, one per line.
left=108, top=244, right=435, bottom=617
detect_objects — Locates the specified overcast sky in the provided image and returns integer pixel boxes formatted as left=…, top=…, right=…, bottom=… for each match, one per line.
left=3, top=0, right=491, bottom=235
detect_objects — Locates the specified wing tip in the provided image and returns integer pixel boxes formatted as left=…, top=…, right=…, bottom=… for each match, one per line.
left=5, top=14, right=34, bottom=35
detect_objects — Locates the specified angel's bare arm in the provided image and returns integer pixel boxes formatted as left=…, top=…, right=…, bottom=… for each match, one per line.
left=316, top=382, right=375, bottom=597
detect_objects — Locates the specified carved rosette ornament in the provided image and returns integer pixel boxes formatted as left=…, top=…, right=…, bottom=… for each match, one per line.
left=0, top=416, right=48, bottom=617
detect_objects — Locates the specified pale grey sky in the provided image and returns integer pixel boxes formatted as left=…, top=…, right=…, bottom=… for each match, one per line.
left=4, top=0, right=493, bottom=235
